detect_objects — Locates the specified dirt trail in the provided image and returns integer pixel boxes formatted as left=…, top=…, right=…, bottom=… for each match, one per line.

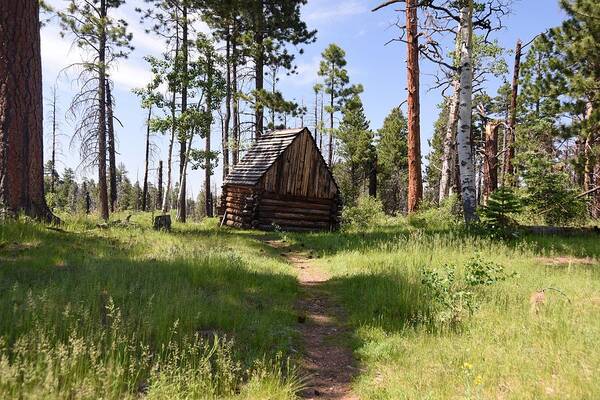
left=266, top=240, right=358, bottom=400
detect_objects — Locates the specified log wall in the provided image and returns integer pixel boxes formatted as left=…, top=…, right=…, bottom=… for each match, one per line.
left=259, top=131, right=338, bottom=199
left=220, top=128, right=342, bottom=232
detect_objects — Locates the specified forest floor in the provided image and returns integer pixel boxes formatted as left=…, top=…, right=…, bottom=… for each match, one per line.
left=1, top=212, right=600, bottom=399
left=266, top=239, right=358, bottom=400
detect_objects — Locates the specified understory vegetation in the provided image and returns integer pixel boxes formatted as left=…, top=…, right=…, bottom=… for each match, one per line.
left=0, top=214, right=301, bottom=399
left=286, top=214, right=600, bottom=399
left=2, top=212, right=599, bottom=399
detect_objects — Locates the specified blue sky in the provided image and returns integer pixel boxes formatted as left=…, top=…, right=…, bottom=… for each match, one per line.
left=40, top=0, right=565, bottom=197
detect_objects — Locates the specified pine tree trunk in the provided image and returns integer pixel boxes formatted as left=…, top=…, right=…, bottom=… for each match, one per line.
left=504, top=39, right=522, bottom=184
left=162, top=93, right=176, bottom=213
left=83, top=181, right=90, bottom=214
left=439, top=78, right=460, bottom=203
left=456, top=2, right=478, bottom=223
left=319, top=92, right=324, bottom=150
left=50, top=86, right=57, bottom=193
left=482, top=121, right=499, bottom=204
left=177, top=4, right=189, bottom=222
left=205, top=128, right=212, bottom=217
left=142, top=106, right=151, bottom=211
left=369, top=156, right=377, bottom=197
left=97, top=0, right=109, bottom=221
left=314, top=90, right=318, bottom=142
left=232, top=24, right=240, bottom=166
left=406, top=0, right=423, bottom=213
left=205, top=54, right=214, bottom=218
left=157, top=160, right=163, bottom=210
left=0, top=0, right=56, bottom=222
left=223, top=26, right=231, bottom=178
left=106, top=81, right=117, bottom=212
left=254, top=1, right=264, bottom=140
left=328, top=78, right=334, bottom=166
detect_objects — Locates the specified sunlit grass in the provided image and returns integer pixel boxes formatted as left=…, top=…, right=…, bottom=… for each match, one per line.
left=287, top=219, right=600, bottom=399
left=2, top=212, right=599, bottom=399
left=0, top=213, right=300, bottom=399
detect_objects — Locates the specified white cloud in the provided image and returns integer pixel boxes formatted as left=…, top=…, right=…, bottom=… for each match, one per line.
left=305, top=0, right=368, bottom=23
left=280, top=56, right=321, bottom=88
left=110, top=61, right=153, bottom=90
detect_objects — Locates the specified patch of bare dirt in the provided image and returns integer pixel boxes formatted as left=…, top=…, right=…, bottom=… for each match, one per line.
left=266, top=240, right=359, bottom=400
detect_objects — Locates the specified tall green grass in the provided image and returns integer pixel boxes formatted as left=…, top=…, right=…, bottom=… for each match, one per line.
left=0, top=214, right=301, bottom=399
left=287, top=220, right=600, bottom=399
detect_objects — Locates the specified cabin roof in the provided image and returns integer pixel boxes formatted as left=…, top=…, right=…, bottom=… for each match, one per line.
left=224, top=128, right=308, bottom=186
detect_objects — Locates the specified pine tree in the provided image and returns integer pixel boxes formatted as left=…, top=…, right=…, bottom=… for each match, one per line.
left=317, top=44, right=362, bottom=166
left=377, top=106, right=409, bottom=214
left=242, top=0, right=316, bottom=139
left=335, top=94, right=375, bottom=205
left=59, top=0, right=133, bottom=221
left=545, top=0, right=600, bottom=216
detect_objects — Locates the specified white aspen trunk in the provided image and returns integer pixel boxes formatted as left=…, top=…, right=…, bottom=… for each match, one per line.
left=438, top=78, right=460, bottom=203
left=456, top=2, right=478, bottom=223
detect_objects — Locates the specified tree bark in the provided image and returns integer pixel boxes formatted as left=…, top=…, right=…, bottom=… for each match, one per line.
left=482, top=121, right=499, bottom=204
left=157, top=160, right=163, bottom=210
left=328, top=71, right=334, bottom=166
left=205, top=127, right=212, bottom=217
left=319, top=91, right=324, bottom=150
left=314, top=88, right=319, bottom=142
left=50, top=85, right=58, bottom=193
left=456, top=2, right=478, bottom=223
left=177, top=3, right=189, bottom=222
left=254, top=0, right=264, bottom=140
left=142, top=106, right=151, bottom=211
left=368, top=156, right=377, bottom=197
left=106, top=81, right=117, bottom=212
left=0, top=0, right=55, bottom=222
left=406, top=0, right=423, bottom=213
left=97, top=0, right=109, bottom=221
left=504, top=39, right=522, bottom=184
left=205, top=54, right=214, bottom=218
left=439, top=78, right=460, bottom=203
left=223, top=26, right=231, bottom=178
left=232, top=22, right=240, bottom=166
left=162, top=91, right=177, bottom=213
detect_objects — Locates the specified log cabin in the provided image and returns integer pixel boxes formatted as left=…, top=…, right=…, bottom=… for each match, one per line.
left=219, top=127, right=342, bottom=231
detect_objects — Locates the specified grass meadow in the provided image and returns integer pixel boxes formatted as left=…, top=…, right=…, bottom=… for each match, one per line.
left=286, top=219, right=600, bottom=399
left=0, top=214, right=301, bottom=399
left=1, top=212, right=599, bottom=399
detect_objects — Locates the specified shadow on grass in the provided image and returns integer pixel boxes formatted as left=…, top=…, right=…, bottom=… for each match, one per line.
left=0, top=222, right=299, bottom=366
left=325, top=271, right=435, bottom=336
left=275, top=223, right=600, bottom=260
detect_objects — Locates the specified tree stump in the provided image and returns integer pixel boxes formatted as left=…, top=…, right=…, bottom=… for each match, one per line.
left=153, top=215, right=171, bottom=231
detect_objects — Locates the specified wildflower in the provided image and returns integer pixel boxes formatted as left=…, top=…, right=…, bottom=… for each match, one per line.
left=474, top=375, right=483, bottom=385
left=463, top=362, right=473, bottom=370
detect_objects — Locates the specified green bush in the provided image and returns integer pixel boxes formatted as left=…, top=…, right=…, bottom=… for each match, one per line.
left=421, top=255, right=515, bottom=327
left=407, top=195, right=461, bottom=230
left=479, top=187, right=522, bottom=236
left=341, top=195, right=385, bottom=230
left=522, top=157, right=587, bottom=225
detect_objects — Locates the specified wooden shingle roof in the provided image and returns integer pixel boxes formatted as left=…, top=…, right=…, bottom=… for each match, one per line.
left=224, top=128, right=306, bottom=186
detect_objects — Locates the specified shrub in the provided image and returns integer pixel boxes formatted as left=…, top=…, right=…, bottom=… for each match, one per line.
left=522, top=157, right=587, bottom=225
left=413, top=195, right=461, bottom=228
left=341, top=195, right=385, bottom=230
left=479, top=187, right=522, bottom=237
left=421, top=255, right=515, bottom=327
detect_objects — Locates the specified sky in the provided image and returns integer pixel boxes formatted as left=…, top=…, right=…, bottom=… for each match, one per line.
left=40, top=0, right=566, bottom=198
